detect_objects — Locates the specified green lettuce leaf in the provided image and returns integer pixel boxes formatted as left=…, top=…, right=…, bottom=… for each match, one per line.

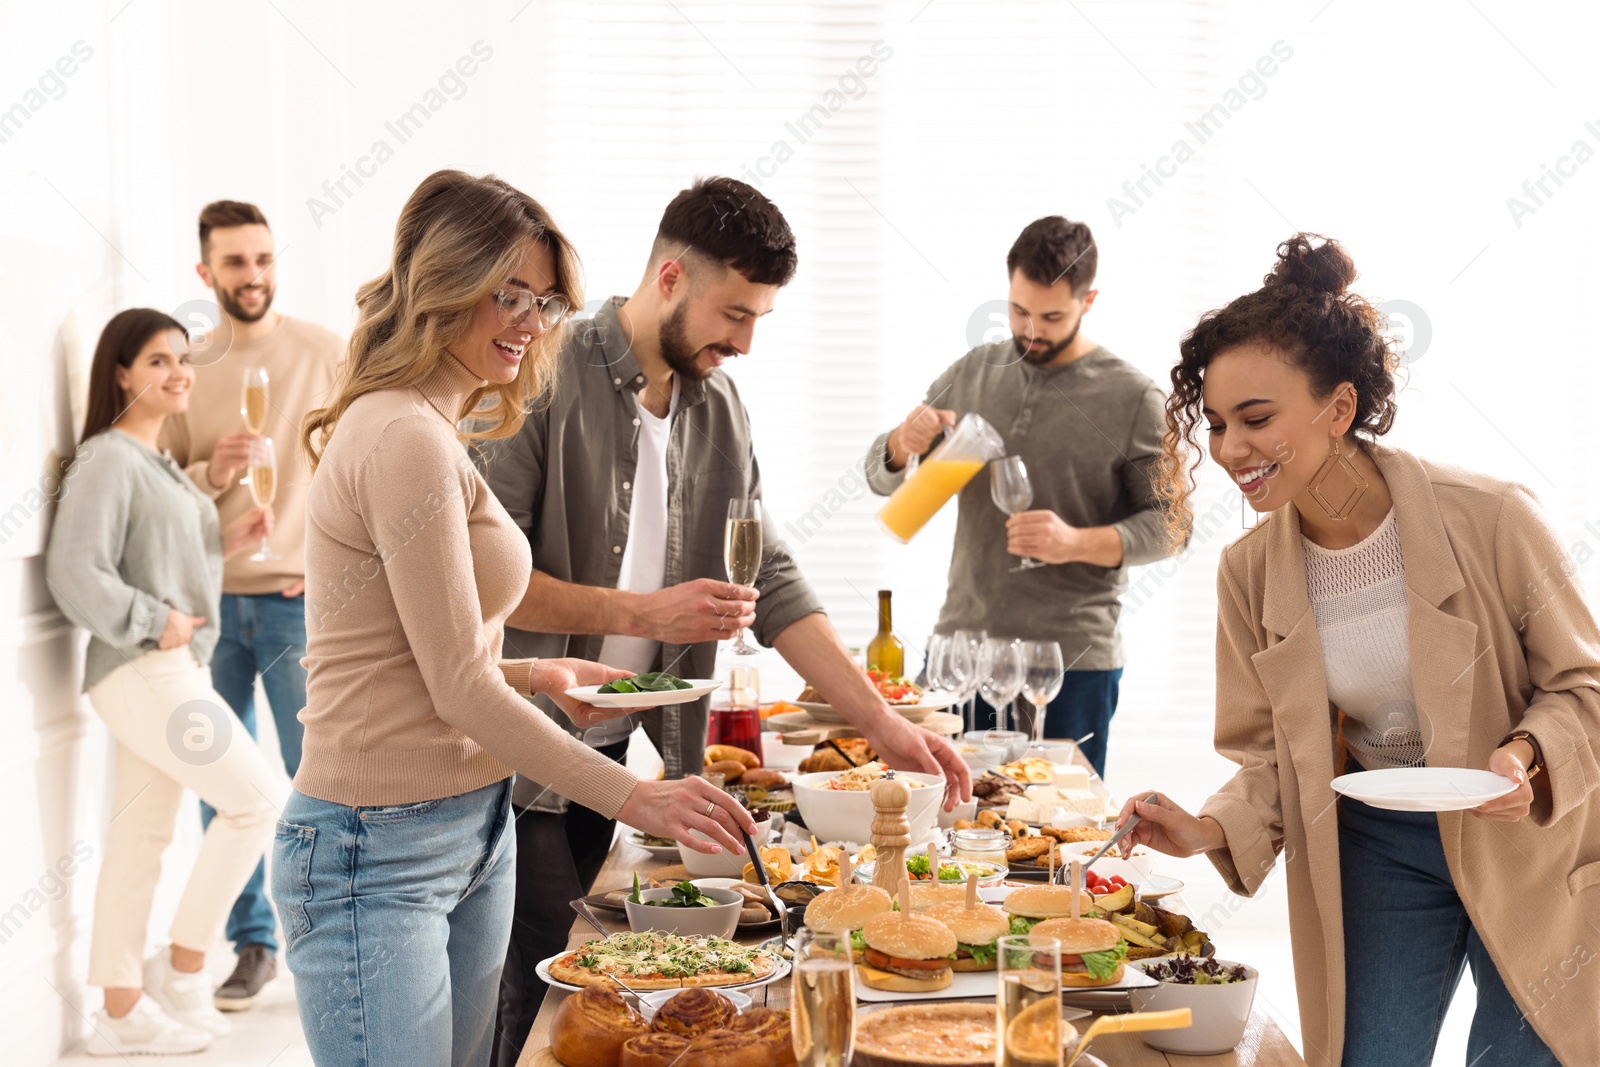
left=1078, top=941, right=1128, bottom=982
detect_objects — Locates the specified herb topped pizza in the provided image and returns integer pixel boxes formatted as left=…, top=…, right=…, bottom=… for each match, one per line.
left=546, top=931, right=779, bottom=990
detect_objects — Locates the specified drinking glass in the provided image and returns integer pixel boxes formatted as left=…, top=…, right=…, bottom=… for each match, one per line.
left=791, top=926, right=855, bottom=1067
left=979, top=637, right=1024, bottom=733
left=247, top=437, right=279, bottom=562
left=239, top=366, right=269, bottom=484
left=990, top=455, right=1046, bottom=571
left=724, top=498, right=762, bottom=655
left=997, top=934, right=1064, bottom=1067
left=924, top=633, right=951, bottom=693
left=1020, top=640, right=1065, bottom=742
left=951, top=628, right=984, bottom=733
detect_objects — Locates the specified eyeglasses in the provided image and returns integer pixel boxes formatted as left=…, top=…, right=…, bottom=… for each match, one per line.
left=493, top=288, right=571, bottom=330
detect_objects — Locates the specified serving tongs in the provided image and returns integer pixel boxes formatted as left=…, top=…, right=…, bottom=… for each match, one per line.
left=1055, top=791, right=1157, bottom=884
left=567, top=898, right=647, bottom=1007
left=740, top=823, right=791, bottom=944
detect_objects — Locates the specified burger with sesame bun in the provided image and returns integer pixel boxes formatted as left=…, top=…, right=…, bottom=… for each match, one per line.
left=1001, top=884, right=1100, bottom=936
left=801, top=883, right=893, bottom=956
left=925, top=900, right=1011, bottom=972
left=1030, top=916, right=1128, bottom=988
left=856, top=908, right=958, bottom=993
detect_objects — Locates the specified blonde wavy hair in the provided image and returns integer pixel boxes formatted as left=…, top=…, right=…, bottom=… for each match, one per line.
left=302, top=169, right=583, bottom=470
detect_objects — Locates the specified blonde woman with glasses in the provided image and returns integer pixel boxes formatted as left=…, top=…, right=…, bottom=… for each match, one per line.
left=278, top=170, right=757, bottom=1067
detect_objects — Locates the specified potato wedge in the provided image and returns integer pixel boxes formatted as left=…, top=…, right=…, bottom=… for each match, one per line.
left=1112, top=914, right=1162, bottom=939
left=1110, top=919, right=1169, bottom=951
left=1092, top=884, right=1135, bottom=913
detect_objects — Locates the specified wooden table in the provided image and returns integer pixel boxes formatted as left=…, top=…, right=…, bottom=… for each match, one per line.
left=519, top=745, right=1307, bottom=1067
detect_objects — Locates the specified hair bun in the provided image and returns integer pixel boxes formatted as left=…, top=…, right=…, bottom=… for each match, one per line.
left=1265, top=232, right=1356, bottom=296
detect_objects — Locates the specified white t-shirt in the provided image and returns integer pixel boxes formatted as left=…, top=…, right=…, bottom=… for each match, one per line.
left=587, top=378, right=678, bottom=747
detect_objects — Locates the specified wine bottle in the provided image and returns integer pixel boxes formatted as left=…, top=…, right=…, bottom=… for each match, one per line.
left=865, top=589, right=904, bottom=678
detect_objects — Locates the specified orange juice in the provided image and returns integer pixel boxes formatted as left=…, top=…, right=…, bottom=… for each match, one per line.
left=877, top=458, right=985, bottom=543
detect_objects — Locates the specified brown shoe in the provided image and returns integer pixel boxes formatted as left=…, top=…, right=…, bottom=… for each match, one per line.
left=213, top=944, right=277, bottom=1012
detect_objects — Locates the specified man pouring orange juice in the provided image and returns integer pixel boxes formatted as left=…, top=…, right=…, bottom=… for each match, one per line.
left=864, top=216, right=1177, bottom=776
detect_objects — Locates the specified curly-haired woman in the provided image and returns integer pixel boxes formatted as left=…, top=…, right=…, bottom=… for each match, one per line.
left=1116, top=234, right=1598, bottom=1066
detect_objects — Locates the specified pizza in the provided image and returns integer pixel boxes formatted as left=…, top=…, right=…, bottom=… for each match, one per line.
left=546, top=932, right=779, bottom=990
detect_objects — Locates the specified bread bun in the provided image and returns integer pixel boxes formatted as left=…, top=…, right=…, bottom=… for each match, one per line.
left=649, top=988, right=737, bottom=1037
left=925, top=901, right=1008, bottom=947
left=1028, top=916, right=1118, bottom=955
left=618, top=1032, right=690, bottom=1067
left=905, top=883, right=966, bottom=912
left=684, top=1028, right=769, bottom=1067
left=801, top=884, right=892, bottom=934
left=705, top=744, right=759, bottom=768
left=856, top=964, right=956, bottom=993
left=1002, top=885, right=1092, bottom=920
left=862, top=911, right=957, bottom=960
left=704, top=759, right=748, bottom=783
left=740, top=768, right=789, bottom=789
left=1061, top=961, right=1126, bottom=987
left=728, top=1007, right=796, bottom=1067
left=550, top=986, right=648, bottom=1067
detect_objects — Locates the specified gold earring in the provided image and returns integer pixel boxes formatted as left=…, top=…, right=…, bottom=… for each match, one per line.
left=1306, top=437, right=1368, bottom=520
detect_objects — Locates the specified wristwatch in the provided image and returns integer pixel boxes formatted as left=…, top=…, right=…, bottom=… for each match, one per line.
left=1501, top=730, right=1544, bottom=779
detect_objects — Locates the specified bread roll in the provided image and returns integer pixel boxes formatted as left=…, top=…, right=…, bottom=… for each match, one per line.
left=705, top=744, right=759, bottom=768
left=649, top=988, right=737, bottom=1037
left=684, top=1029, right=769, bottom=1067
left=740, top=768, right=789, bottom=789
left=617, top=1032, right=691, bottom=1067
left=704, top=759, right=748, bottom=783
left=729, top=1007, right=796, bottom=1067
left=550, top=986, right=648, bottom=1067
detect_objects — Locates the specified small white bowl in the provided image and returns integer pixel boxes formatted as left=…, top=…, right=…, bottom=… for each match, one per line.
left=1127, top=960, right=1259, bottom=1055
left=790, top=770, right=945, bottom=846
left=938, top=797, right=979, bottom=828
left=677, top=819, right=773, bottom=879
left=761, top=733, right=808, bottom=770
left=963, top=729, right=1031, bottom=765
left=1058, top=841, right=1155, bottom=878
left=637, top=988, right=751, bottom=1023
left=624, top=885, right=743, bottom=940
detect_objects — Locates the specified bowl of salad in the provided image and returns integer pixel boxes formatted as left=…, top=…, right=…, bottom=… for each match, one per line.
left=623, top=876, right=744, bottom=940
left=1128, top=957, right=1258, bottom=1055
left=852, top=846, right=1007, bottom=888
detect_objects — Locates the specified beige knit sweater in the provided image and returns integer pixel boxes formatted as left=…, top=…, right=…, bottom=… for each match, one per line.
left=293, top=352, right=640, bottom=813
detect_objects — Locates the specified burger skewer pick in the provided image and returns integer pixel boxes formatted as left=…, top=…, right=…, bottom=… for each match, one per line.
left=927, top=834, right=941, bottom=884
left=840, top=846, right=854, bottom=888
left=965, top=870, right=979, bottom=910
left=1071, top=860, right=1083, bottom=919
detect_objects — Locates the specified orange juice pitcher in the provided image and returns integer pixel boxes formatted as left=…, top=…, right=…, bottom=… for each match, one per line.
left=877, top=413, right=1005, bottom=543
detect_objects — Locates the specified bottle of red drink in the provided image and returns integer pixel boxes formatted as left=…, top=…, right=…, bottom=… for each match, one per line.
left=708, top=666, right=763, bottom=765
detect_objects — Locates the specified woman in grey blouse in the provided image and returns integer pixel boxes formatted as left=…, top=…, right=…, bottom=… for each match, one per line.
left=46, top=309, right=284, bottom=1057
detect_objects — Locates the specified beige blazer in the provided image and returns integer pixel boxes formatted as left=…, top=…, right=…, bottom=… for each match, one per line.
left=1200, top=443, right=1600, bottom=1067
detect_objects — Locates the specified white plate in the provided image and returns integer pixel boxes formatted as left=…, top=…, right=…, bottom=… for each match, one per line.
left=566, top=679, right=721, bottom=709
left=795, top=694, right=955, bottom=725
left=1078, top=857, right=1184, bottom=901
left=1331, top=767, right=1517, bottom=812
left=623, top=831, right=682, bottom=861
left=854, top=958, right=1156, bottom=1003
left=535, top=951, right=790, bottom=994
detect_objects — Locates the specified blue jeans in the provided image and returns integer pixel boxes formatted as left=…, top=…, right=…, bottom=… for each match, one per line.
left=272, top=779, right=516, bottom=1067
left=975, top=668, right=1122, bottom=777
left=1338, top=789, right=1559, bottom=1067
left=202, top=591, right=309, bottom=953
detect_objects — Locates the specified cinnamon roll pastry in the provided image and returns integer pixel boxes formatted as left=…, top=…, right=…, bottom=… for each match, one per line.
left=729, top=1006, right=797, bottom=1067
left=549, top=985, right=648, bottom=1067
left=684, top=1028, right=769, bottom=1067
left=648, top=987, right=737, bottom=1036
left=617, top=1032, right=691, bottom=1067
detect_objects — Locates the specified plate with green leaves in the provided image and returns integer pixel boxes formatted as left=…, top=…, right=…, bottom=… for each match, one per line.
left=566, top=674, right=722, bottom=709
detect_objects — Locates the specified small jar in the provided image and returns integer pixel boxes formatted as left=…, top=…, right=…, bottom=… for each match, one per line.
left=950, top=828, right=1008, bottom=864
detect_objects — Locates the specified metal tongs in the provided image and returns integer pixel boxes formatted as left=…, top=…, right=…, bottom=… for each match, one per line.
left=1055, top=791, right=1158, bottom=884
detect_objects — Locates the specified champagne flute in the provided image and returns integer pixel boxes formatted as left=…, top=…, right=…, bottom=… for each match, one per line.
left=791, top=926, right=855, bottom=1067
left=724, top=498, right=762, bottom=655
left=248, top=437, right=279, bottom=562
left=997, top=934, right=1064, bottom=1067
left=240, top=366, right=269, bottom=486
left=979, top=636, right=1024, bottom=733
left=1021, top=640, right=1065, bottom=742
left=990, top=455, right=1046, bottom=571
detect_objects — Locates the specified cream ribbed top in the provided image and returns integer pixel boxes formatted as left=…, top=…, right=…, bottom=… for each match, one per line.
left=1302, top=509, right=1425, bottom=769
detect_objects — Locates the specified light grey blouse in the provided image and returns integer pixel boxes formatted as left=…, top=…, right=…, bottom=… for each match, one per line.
left=46, top=428, right=222, bottom=690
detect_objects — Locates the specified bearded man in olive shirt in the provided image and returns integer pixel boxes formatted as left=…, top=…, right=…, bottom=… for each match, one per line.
left=867, top=216, right=1176, bottom=777
left=479, top=177, right=970, bottom=1065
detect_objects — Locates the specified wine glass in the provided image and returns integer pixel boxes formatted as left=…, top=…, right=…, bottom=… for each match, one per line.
left=239, top=366, right=269, bottom=486
left=1020, top=640, right=1065, bottom=742
left=248, top=437, right=279, bottom=562
left=979, top=636, right=1024, bottom=733
left=997, top=934, right=1064, bottom=1066
left=951, top=628, right=984, bottom=733
left=724, top=498, right=762, bottom=655
left=924, top=633, right=950, bottom=693
left=990, top=455, right=1045, bottom=571
left=791, top=926, right=855, bottom=1067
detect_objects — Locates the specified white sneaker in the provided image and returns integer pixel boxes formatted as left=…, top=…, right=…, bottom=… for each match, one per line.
left=85, top=995, right=211, bottom=1056
left=143, top=949, right=230, bottom=1036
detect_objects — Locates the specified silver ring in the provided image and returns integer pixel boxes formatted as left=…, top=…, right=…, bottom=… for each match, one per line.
left=704, top=800, right=717, bottom=818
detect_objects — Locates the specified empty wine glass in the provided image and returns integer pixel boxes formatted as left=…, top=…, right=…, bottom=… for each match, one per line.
left=1020, top=640, right=1065, bottom=742
left=951, top=628, right=985, bottom=733
left=924, top=633, right=949, bottom=692
left=990, top=455, right=1046, bottom=571
left=979, top=636, right=1024, bottom=733
left=724, top=498, right=762, bottom=655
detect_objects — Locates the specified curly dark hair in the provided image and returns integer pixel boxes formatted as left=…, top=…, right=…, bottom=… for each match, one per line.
left=1155, top=233, right=1401, bottom=543
left=1006, top=216, right=1097, bottom=294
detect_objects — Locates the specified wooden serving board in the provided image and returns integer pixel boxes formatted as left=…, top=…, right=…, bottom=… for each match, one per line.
left=767, top=709, right=963, bottom=744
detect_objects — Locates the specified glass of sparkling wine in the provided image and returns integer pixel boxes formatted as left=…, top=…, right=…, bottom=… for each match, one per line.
left=240, top=366, right=269, bottom=485
left=723, top=497, right=762, bottom=655
left=997, top=934, right=1064, bottom=1067
left=248, top=437, right=279, bottom=562
left=791, top=926, right=854, bottom=1067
